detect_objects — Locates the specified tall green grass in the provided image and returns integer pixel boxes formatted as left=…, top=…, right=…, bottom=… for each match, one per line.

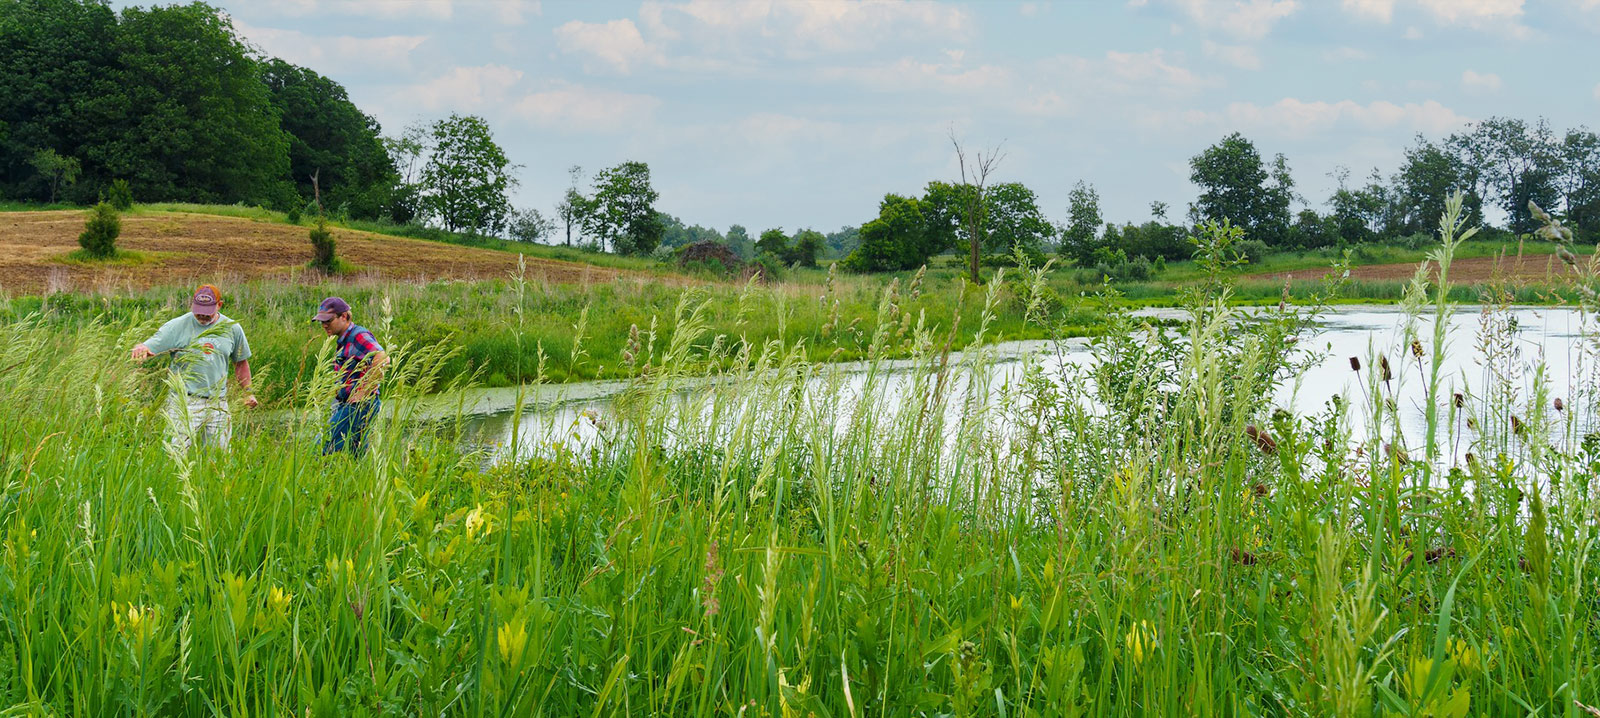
left=3, top=266, right=1098, bottom=401
left=1, top=193, right=1597, bottom=714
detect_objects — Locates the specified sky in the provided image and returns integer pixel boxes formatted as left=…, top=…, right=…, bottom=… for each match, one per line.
left=110, top=0, right=1600, bottom=235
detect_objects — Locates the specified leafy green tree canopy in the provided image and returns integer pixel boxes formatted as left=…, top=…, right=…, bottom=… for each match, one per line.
left=1188, top=132, right=1293, bottom=245
left=586, top=160, right=662, bottom=255
left=420, top=113, right=515, bottom=235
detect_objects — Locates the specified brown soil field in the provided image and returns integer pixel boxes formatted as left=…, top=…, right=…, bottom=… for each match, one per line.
left=1247, top=253, right=1581, bottom=285
left=0, top=210, right=635, bottom=295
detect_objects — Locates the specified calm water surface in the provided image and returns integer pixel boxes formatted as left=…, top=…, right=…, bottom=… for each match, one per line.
left=447, top=305, right=1598, bottom=463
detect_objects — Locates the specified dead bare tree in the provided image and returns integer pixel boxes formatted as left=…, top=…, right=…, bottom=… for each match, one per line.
left=950, top=129, right=1005, bottom=285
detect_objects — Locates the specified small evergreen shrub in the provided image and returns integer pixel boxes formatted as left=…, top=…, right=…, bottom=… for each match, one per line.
left=287, top=206, right=302, bottom=224
left=309, top=218, right=337, bottom=272
left=77, top=202, right=120, bottom=258
left=107, top=179, right=133, bottom=211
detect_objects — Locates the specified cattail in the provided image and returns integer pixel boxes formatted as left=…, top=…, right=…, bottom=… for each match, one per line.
left=1453, top=392, right=1464, bottom=408
left=1349, top=356, right=1361, bottom=371
left=1245, top=424, right=1277, bottom=454
left=1555, top=398, right=1565, bottom=412
left=1410, top=339, right=1423, bottom=360
left=1378, top=354, right=1392, bottom=382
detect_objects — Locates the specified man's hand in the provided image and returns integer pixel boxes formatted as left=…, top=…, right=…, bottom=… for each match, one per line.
left=130, top=344, right=153, bottom=361
left=243, top=394, right=259, bottom=409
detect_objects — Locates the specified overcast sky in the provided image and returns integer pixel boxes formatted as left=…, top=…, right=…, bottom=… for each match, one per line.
left=112, top=0, right=1600, bottom=235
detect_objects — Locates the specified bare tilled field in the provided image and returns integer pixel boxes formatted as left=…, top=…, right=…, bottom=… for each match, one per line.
left=0, top=211, right=633, bottom=294
left=1248, top=252, right=1581, bottom=285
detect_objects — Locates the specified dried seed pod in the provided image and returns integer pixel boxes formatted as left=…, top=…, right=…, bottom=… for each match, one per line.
left=1511, top=415, right=1526, bottom=435
left=1251, top=482, right=1270, bottom=497
left=1349, top=356, right=1361, bottom=371
left=1245, top=424, right=1277, bottom=454
left=1378, top=354, right=1392, bottom=382
left=1466, top=417, right=1477, bottom=431
left=1229, top=547, right=1260, bottom=566
left=1410, top=339, right=1424, bottom=360
left=1453, top=392, right=1464, bottom=408
left=1555, top=397, right=1565, bottom=412
left=1465, top=452, right=1478, bottom=469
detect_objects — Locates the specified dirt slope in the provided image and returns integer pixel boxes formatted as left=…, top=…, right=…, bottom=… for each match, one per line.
left=0, top=210, right=631, bottom=294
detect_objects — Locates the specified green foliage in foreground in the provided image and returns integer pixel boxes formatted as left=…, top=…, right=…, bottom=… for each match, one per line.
left=2, top=195, right=1600, bottom=714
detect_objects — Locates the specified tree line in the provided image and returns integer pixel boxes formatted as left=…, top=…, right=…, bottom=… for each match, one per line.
left=0, top=0, right=670, bottom=254
left=843, top=119, right=1599, bottom=277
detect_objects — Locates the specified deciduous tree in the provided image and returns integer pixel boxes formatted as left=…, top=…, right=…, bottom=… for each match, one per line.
left=1189, top=133, right=1293, bottom=245
left=586, top=160, right=662, bottom=255
left=420, top=113, right=516, bottom=235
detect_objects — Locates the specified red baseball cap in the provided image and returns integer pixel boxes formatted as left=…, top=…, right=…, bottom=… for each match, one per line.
left=191, top=284, right=221, bottom=313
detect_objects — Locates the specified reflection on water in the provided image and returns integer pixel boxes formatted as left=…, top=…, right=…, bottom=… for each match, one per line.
left=451, top=305, right=1598, bottom=466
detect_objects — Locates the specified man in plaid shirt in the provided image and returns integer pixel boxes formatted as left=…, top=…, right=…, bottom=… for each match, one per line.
left=312, top=296, right=389, bottom=456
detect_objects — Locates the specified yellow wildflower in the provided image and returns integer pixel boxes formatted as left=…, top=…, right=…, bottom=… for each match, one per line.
left=1125, top=620, right=1154, bottom=666
left=464, top=504, right=492, bottom=540
left=497, top=616, right=529, bottom=668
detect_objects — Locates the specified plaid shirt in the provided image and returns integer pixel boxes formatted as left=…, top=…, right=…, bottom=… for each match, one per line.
left=333, top=324, right=384, bottom=402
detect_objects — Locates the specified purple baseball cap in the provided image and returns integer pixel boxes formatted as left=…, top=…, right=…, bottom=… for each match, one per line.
left=191, top=284, right=221, bottom=313
left=312, top=296, right=350, bottom=322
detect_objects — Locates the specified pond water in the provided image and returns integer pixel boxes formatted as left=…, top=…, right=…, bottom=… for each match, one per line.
left=441, top=305, right=1600, bottom=464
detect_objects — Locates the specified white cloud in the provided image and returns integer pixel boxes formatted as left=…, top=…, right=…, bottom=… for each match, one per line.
left=511, top=85, right=662, bottom=133
left=294, top=0, right=454, bottom=20
left=822, top=57, right=1011, bottom=94
left=406, top=64, right=525, bottom=111
left=1018, top=50, right=1220, bottom=119
left=1020, top=2, right=1042, bottom=16
left=493, top=0, right=542, bottom=25
left=659, top=0, right=970, bottom=54
left=232, top=21, right=427, bottom=75
left=1167, top=0, right=1300, bottom=39
left=1461, top=70, right=1502, bottom=92
left=1322, top=46, right=1370, bottom=61
left=1415, top=0, right=1522, bottom=24
left=1203, top=40, right=1262, bottom=69
left=729, top=113, right=845, bottom=147
left=1220, top=98, right=1470, bottom=137
left=1341, top=0, right=1395, bottom=22
left=1593, top=82, right=1600, bottom=100
left=1403, top=25, right=1423, bottom=38
left=555, top=18, right=661, bottom=74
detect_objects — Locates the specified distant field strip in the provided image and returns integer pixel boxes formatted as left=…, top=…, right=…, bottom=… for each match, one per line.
left=0, top=211, right=635, bottom=294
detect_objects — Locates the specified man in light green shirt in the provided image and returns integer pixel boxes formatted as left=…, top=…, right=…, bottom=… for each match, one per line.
left=130, top=284, right=257, bottom=453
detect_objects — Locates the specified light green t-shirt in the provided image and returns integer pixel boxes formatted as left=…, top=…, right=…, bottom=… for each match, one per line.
left=143, top=313, right=252, bottom=398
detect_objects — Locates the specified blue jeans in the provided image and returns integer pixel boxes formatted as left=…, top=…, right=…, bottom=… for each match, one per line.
left=325, top=399, right=380, bottom=456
